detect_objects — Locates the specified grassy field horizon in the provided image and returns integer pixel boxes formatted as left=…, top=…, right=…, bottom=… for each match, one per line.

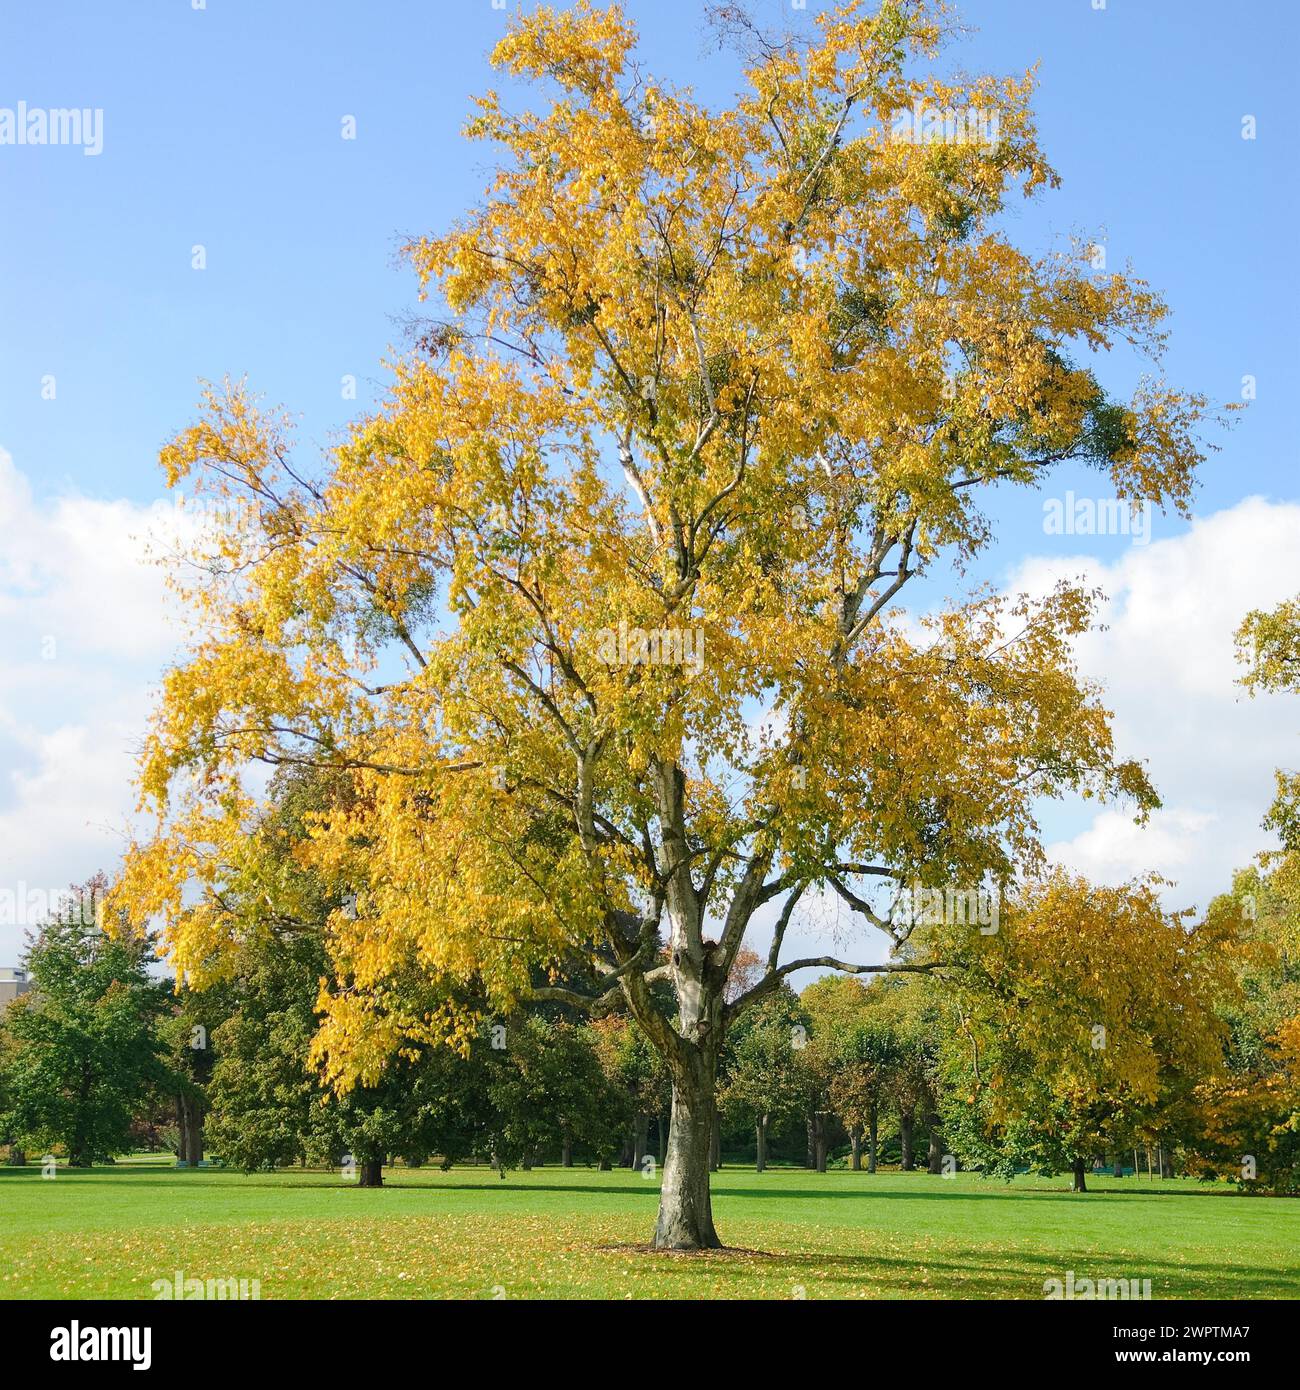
left=2, top=1158, right=1295, bottom=1300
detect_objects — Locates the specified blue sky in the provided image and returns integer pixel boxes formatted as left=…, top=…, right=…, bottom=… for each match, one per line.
left=1, top=0, right=1298, bottom=962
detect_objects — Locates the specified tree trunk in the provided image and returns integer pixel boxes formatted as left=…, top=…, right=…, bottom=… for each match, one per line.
left=561, top=1138, right=573, bottom=1168
left=657, top=1113, right=667, bottom=1167
left=1071, top=1156, right=1087, bottom=1193
left=867, top=1105, right=878, bottom=1174
left=900, top=1110, right=915, bottom=1171
left=632, top=1114, right=650, bottom=1171
left=358, top=1158, right=384, bottom=1187
left=8, top=1148, right=25, bottom=1167
left=521, top=1150, right=533, bottom=1171
left=709, top=1112, right=720, bottom=1172
left=755, top=1116, right=767, bottom=1173
left=850, top=1131, right=861, bottom=1171
left=185, top=1102, right=204, bottom=1166
left=805, top=1116, right=816, bottom=1168
left=653, top=1070, right=721, bottom=1251
left=926, top=1111, right=943, bottom=1175
left=637, top=839, right=724, bottom=1251
left=813, top=1114, right=827, bottom=1172
left=71, top=1063, right=93, bottom=1167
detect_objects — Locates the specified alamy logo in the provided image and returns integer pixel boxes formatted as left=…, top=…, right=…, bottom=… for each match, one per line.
left=0, top=881, right=102, bottom=927
left=151, top=1268, right=261, bottom=1300
left=1043, top=491, right=1152, bottom=545
left=1043, top=1271, right=1152, bottom=1300
left=49, top=1322, right=151, bottom=1370
left=890, top=101, right=1000, bottom=146
left=891, top=882, right=1000, bottom=934
left=0, top=102, right=103, bottom=156
left=594, top=618, right=705, bottom=679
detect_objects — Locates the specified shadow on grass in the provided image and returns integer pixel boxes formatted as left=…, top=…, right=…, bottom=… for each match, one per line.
left=0, top=1166, right=1262, bottom=1205
left=600, top=1243, right=1300, bottom=1298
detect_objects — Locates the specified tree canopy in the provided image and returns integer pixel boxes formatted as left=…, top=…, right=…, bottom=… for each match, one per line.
left=111, top=0, right=1219, bottom=1248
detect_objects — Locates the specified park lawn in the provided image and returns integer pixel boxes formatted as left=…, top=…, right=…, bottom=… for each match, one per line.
left=0, top=1159, right=1295, bottom=1300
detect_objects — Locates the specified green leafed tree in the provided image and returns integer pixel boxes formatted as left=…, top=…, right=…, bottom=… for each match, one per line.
left=719, top=988, right=808, bottom=1171
left=1, top=880, right=168, bottom=1167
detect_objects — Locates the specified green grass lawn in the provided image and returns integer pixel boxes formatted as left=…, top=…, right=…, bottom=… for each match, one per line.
left=1, top=1158, right=1295, bottom=1300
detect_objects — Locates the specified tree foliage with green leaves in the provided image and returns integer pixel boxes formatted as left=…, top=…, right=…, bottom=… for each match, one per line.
left=718, top=989, right=808, bottom=1170
left=0, top=882, right=168, bottom=1167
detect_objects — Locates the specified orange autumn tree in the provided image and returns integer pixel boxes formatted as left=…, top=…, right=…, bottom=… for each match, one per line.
left=114, top=0, right=1217, bottom=1249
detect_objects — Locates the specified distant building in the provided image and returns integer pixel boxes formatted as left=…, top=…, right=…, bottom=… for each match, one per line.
left=0, top=966, right=30, bottom=1010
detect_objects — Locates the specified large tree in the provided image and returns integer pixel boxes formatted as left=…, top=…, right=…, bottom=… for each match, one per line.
left=115, top=0, right=1214, bottom=1247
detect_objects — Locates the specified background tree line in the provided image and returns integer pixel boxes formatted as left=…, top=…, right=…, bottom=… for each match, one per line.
left=3, top=763, right=1296, bottom=1194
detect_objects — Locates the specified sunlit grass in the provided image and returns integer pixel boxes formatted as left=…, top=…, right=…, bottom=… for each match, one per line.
left=2, top=1159, right=1295, bottom=1299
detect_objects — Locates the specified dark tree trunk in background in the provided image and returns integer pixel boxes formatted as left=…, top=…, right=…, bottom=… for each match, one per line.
left=185, top=1102, right=204, bottom=1166
left=561, top=1138, right=573, bottom=1168
left=867, top=1106, right=878, bottom=1173
left=850, top=1132, right=862, bottom=1171
left=632, top=1114, right=650, bottom=1172
left=1071, top=1156, right=1087, bottom=1193
left=805, top=1117, right=816, bottom=1169
left=358, top=1158, right=383, bottom=1188
left=598, top=1156, right=611, bottom=1171
left=8, top=1148, right=25, bottom=1167
left=755, top=1116, right=768, bottom=1173
left=70, top=1063, right=94, bottom=1168
left=926, top=1111, right=943, bottom=1175
left=814, top=1114, right=828, bottom=1172
left=709, top=1113, right=720, bottom=1172
left=900, top=1111, right=915, bottom=1171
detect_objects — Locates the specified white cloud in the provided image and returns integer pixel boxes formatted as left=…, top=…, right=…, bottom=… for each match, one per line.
left=0, top=447, right=196, bottom=961
left=1011, top=496, right=1300, bottom=913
